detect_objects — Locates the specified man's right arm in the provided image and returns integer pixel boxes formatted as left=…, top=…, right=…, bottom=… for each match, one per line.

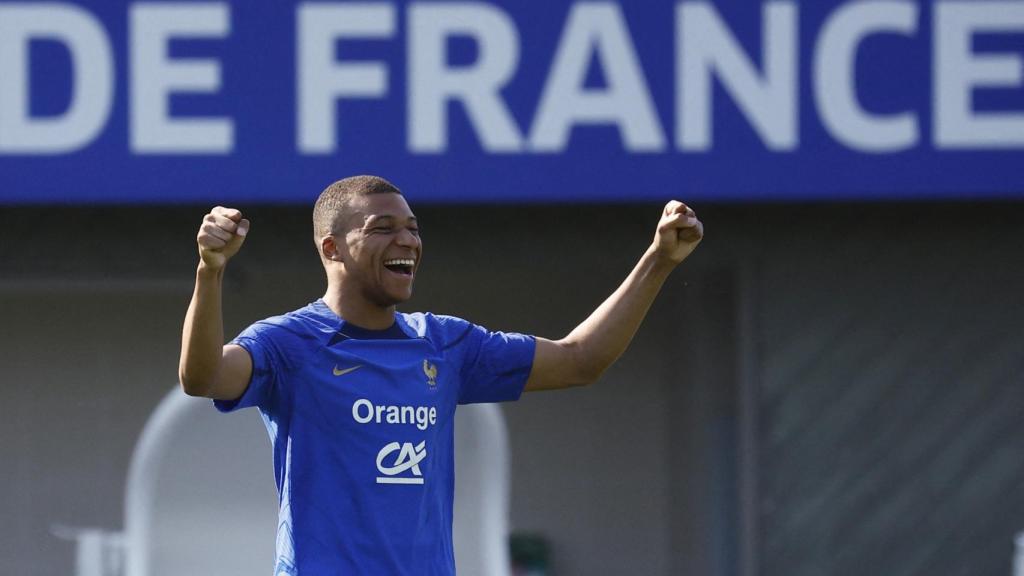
left=179, top=206, right=253, bottom=400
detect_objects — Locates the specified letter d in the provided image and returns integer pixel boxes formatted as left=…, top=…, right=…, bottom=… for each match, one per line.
left=0, top=4, right=113, bottom=153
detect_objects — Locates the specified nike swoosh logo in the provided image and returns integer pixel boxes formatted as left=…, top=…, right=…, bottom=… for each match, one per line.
left=333, top=365, right=363, bottom=377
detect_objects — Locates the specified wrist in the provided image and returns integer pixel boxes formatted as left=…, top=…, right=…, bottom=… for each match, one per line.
left=641, top=245, right=678, bottom=280
left=196, top=260, right=226, bottom=279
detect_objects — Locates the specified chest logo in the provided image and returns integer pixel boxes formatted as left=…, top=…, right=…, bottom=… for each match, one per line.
left=423, top=360, right=438, bottom=388
left=333, top=364, right=362, bottom=377
left=376, top=441, right=427, bottom=485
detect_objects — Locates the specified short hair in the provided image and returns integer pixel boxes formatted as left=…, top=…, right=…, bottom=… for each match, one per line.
left=312, top=175, right=402, bottom=238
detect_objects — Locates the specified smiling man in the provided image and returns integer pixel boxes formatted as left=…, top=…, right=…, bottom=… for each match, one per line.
left=178, top=175, right=703, bottom=576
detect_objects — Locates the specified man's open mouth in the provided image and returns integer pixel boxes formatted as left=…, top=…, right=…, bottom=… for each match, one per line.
left=383, top=258, right=415, bottom=276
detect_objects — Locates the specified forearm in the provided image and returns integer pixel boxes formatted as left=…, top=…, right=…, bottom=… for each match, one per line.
left=179, top=263, right=228, bottom=395
left=561, top=246, right=675, bottom=381
left=525, top=201, right=700, bottom=392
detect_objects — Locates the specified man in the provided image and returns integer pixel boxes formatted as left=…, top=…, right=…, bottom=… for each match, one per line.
left=179, top=175, right=703, bottom=575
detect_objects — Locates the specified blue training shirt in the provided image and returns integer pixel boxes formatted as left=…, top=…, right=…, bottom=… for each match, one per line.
left=214, top=299, right=535, bottom=575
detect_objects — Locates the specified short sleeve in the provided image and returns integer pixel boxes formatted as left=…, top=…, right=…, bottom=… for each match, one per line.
left=213, top=322, right=283, bottom=413
left=457, top=323, right=536, bottom=405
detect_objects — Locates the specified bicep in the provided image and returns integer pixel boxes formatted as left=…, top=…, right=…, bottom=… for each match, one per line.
left=525, top=337, right=591, bottom=392
left=207, top=344, right=253, bottom=401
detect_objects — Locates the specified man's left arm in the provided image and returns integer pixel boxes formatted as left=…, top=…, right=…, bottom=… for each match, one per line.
left=525, top=201, right=703, bottom=392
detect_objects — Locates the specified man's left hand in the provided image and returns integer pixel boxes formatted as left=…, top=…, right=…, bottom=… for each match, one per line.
left=651, top=200, right=704, bottom=264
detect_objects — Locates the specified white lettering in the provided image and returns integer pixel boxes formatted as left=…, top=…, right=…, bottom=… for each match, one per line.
left=130, top=3, right=232, bottom=153
left=408, top=3, right=522, bottom=152
left=0, top=4, right=113, bottom=153
left=677, top=1, right=797, bottom=151
left=935, top=1, right=1024, bottom=148
left=297, top=3, right=394, bottom=154
left=815, top=0, right=919, bottom=152
left=529, top=3, right=665, bottom=152
left=353, top=398, right=374, bottom=424
left=6, top=1, right=1022, bottom=163
left=376, top=441, right=427, bottom=484
left=352, top=399, right=437, bottom=431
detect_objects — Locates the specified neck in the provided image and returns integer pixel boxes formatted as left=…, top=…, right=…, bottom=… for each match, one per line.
left=322, top=285, right=396, bottom=330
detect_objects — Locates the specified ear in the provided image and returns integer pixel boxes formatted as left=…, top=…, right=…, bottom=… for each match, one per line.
left=321, top=235, right=342, bottom=261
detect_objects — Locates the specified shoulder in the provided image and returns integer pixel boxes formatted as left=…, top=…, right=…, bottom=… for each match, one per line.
left=399, top=312, right=477, bottom=350
left=239, top=301, right=337, bottom=348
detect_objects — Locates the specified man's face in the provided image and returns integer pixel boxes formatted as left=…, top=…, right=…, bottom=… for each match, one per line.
left=338, top=193, right=422, bottom=307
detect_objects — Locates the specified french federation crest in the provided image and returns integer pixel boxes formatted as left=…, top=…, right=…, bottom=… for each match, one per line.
left=423, top=360, right=438, bottom=388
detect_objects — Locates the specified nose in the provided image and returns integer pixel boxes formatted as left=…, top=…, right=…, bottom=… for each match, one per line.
left=395, top=227, right=419, bottom=248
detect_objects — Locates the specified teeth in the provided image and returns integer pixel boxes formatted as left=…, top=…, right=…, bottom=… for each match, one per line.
left=384, top=258, right=415, bottom=267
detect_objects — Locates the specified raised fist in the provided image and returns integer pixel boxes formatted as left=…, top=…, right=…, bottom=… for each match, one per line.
left=652, top=200, right=703, bottom=264
left=197, top=206, right=250, bottom=269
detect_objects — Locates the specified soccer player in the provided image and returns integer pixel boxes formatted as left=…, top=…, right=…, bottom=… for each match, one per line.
left=179, top=175, right=703, bottom=575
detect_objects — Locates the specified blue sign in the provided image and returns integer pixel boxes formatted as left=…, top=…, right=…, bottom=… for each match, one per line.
left=1, top=0, right=1022, bottom=204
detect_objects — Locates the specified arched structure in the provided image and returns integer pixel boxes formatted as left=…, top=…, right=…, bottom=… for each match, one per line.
left=122, top=387, right=512, bottom=576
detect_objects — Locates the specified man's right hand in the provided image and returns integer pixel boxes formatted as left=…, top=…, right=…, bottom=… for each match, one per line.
left=197, top=206, right=250, bottom=269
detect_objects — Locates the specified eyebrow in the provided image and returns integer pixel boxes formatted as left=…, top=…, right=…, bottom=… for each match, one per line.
left=365, top=215, right=418, bottom=226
